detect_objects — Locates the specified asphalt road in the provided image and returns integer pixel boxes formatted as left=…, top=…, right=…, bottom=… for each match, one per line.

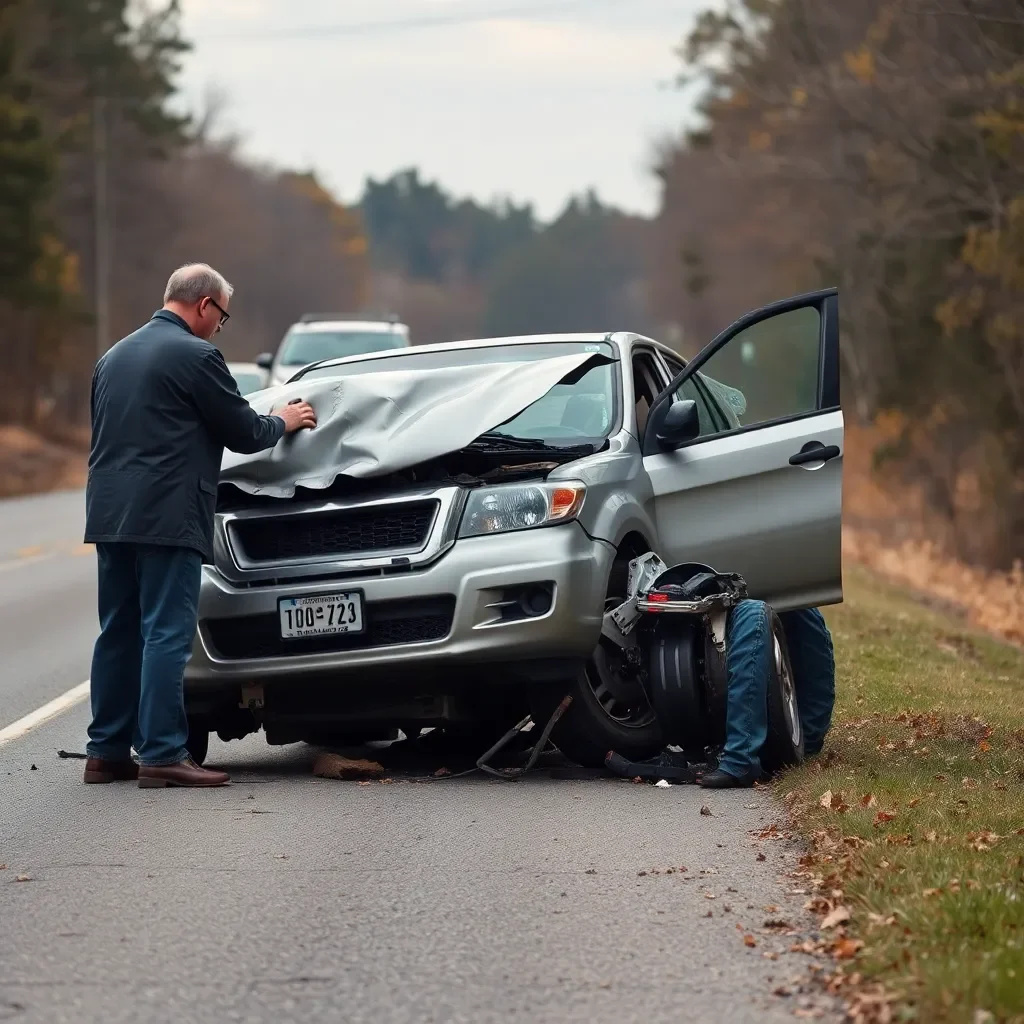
left=0, top=491, right=833, bottom=1024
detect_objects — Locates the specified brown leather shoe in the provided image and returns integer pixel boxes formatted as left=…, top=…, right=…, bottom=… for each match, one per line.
left=83, top=757, right=140, bottom=784
left=137, top=757, right=230, bottom=788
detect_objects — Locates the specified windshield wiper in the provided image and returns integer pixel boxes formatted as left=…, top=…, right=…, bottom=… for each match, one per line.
left=466, top=431, right=597, bottom=455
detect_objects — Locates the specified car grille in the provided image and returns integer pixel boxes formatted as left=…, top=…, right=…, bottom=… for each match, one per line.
left=204, top=596, right=456, bottom=660
left=229, top=500, right=439, bottom=563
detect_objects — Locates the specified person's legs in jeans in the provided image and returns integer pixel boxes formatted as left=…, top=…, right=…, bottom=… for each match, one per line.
left=87, top=543, right=144, bottom=761
left=134, top=545, right=202, bottom=767
left=717, top=599, right=772, bottom=781
left=778, top=608, right=835, bottom=756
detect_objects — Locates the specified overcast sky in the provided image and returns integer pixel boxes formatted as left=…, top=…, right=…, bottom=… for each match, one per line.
left=177, top=0, right=711, bottom=220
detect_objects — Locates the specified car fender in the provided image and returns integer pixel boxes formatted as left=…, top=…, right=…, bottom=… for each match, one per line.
left=550, top=442, right=660, bottom=557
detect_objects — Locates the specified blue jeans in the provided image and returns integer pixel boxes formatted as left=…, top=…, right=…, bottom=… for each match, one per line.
left=86, top=543, right=202, bottom=767
left=717, top=601, right=835, bottom=779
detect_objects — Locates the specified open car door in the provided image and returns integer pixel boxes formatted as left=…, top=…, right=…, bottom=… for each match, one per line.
left=642, top=289, right=843, bottom=611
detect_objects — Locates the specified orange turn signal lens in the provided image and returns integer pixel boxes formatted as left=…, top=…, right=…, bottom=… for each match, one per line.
left=549, top=486, right=584, bottom=520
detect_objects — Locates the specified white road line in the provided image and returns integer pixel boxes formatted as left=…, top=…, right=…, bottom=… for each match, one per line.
left=0, top=680, right=91, bottom=748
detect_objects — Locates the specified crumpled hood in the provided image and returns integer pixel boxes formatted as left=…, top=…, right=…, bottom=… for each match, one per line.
left=221, top=351, right=606, bottom=498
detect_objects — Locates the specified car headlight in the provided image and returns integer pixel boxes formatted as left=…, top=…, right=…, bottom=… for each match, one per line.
left=458, top=481, right=586, bottom=538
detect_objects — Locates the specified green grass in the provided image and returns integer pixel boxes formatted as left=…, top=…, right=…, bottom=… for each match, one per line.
left=781, top=566, right=1024, bottom=1023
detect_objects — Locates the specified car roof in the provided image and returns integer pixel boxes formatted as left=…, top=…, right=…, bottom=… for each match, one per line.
left=291, top=331, right=685, bottom=379
left=287, top=320, right=409, bottom=334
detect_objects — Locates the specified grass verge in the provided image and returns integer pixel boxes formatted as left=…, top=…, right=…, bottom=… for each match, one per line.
left=781, top=565, right=1024, bottom=1023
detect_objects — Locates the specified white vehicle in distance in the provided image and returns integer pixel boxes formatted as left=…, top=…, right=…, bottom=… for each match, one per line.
left=227, top=362, right=269, bottom=397
left=256, top=314, right=411, bottom=387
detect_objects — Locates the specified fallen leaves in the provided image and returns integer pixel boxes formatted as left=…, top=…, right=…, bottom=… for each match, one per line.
left=859, top=793, right=877, bottom=808
left=700, top=804, right=713, bottom=816
left=872, top=810, right=897, bottom=828
left=14, top=874, right=31, bottom=882
left=950, top=715, right=991, bottom=745
left=832, top=937, right=865, bottom=959
left=845, top=983, right=896, bottom=1024
left=819, top=789, right=851, bottom=813
left=967, top=831, right=1001, bottom=851
left=821, top=906, right=852, bottom=930
left=743, top=934, right=757, bottom=947
left=756, top=852, right=767, bottom=861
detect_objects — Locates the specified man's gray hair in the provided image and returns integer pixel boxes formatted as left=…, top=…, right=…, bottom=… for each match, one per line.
left=163, top=263, right=234, bottom=305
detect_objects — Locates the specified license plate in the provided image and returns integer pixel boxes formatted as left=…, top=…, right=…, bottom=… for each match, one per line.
left=278, top=592, right=364, bottom=639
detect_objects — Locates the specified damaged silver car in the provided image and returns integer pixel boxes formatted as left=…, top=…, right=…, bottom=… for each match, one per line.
left=183, top=288, right=844, bottom=767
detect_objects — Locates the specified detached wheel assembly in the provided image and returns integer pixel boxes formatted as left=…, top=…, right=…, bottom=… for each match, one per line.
left=646, top=622, right=728, bottom=756
left=646, top=621, right=707, bottom=755
left=644, top=610, right=803, bottom=774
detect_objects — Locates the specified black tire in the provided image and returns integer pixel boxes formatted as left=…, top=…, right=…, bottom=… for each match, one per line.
left=530, top=553, right=662, bottom=768
left=646, top=621, right=708, bottom=752
left=186, top=718, right=210, bottom=766
left=761, top=612, right=805, bottom=773
left=530, top=661, right=662, bottom=768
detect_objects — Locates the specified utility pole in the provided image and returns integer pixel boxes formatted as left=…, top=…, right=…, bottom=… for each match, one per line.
left=93, top=93, right=111, bottom=359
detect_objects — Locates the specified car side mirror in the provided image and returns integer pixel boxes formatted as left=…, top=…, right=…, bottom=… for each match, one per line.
left=655, top=399, right=700, bottom=450
left=256, top=353, right=273, bottom=371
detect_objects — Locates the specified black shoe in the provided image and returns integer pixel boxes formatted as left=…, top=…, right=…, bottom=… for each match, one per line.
left=698, top=767, right=757, bottom=789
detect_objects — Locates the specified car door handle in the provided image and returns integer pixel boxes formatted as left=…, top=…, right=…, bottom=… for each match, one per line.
left=789, top=443, right=841, bottom=466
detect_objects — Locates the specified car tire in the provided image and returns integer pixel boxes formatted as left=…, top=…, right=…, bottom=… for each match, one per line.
left=186, top=718, right=210, bottom=766
left=530, top=663, right=663, bottom=768
left=529, top=550, right=662, bottom=768
left=760, top=612, right=805, bottom=773
left=646, top=620, right=711, bottom=755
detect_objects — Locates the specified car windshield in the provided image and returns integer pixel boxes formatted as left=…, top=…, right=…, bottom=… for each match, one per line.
left=300, top=341, right=619, bottom=447
left=231, top=372, right=264, bottom=396
left=278, top=329, right=408, bottom=366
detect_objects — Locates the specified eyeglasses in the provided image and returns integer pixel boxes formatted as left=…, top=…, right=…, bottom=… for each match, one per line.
left=206, top=296, right=230, bottom=327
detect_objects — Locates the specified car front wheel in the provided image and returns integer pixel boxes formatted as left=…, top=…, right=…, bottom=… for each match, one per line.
left=530, top=576, right=663, bottom=768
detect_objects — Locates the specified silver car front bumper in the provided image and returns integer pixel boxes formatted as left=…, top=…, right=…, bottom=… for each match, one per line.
left=185, top=520, right=614, bottom=693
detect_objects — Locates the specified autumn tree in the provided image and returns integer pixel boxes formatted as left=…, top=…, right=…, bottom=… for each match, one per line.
left=655, top=0, right=1024, bottom=567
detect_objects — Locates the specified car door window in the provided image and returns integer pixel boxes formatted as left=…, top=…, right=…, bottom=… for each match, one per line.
left=660, top=354, right=722, bottom=437
left=631, top=352, right=663, bottom=436
left=670, top=306, right=821, bottom=438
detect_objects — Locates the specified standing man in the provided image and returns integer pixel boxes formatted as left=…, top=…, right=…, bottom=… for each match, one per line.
left=83, top=263, right=316, bottom=788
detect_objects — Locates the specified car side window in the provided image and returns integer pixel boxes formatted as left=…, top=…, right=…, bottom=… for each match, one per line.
left=661, top=354, right=720, bottom=438
left=631, top=352, right=663, bottom=436
left=672, top=306, right=821, bottom=436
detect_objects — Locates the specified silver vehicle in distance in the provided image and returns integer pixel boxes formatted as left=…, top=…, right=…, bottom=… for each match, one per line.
left=256, top=313, right=411, bottom=388
left=184, top=289, right=843, bottom=767
left=226, top=361, right=269, bottom=397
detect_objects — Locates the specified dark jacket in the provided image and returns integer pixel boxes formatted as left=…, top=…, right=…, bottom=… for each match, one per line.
left=85, top=309, right=285, bottom=560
